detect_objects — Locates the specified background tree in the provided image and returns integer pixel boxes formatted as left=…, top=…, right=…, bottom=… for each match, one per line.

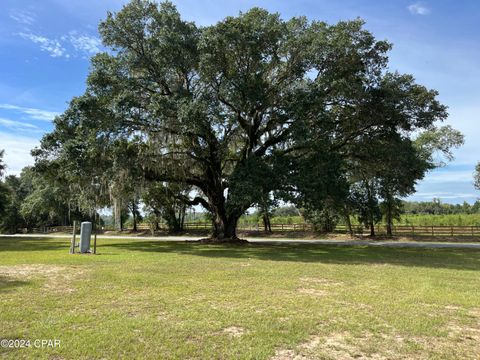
left=343, top=124, right=462, bottom=236
left=255, top=192, right=278, bottom=233
left=142, top=182, right=192, bottom=233
left=1, top=173, right=33, bottom=233
left=126, top=197, right=142, bottom=232
left=350, top=181, right=382, bottom=236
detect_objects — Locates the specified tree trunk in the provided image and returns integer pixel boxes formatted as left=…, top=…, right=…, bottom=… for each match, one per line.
left=385, top=198, right=393, bottom=237
left=180, top=204, right=186, bottom=230
left=365, top=180, right=375, bottom=237
left=132, top=208, right=137, bottom=232
left=165, top=207, right=181, bottom=232
left=176, top=202, right=182, bottom=230
left=211, top=211, right=241, bottom=241
left=113, top=197, right=122, bottom=232
left=262, top=214, right=272, bottom=233
left=344, top=207, right=353, bottom=236
left=154, top=210, right=160, bottom=231
left=386, top=220, right=392, bottom=237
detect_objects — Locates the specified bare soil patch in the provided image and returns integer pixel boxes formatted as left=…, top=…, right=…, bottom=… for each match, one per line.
left=222, top=326, right=246, bottom=337
left=0, top=264, right=86, bottom=294
left=297, top=288, right=328, bottom=297
left=300, top=277, right=343, bottom=286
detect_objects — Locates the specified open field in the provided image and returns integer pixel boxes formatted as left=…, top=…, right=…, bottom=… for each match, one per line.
left=394, top=214, right=480, bottom=226
left=237, top=214, right=480, bottom=227
left=1, top=236, right=480, bottom=359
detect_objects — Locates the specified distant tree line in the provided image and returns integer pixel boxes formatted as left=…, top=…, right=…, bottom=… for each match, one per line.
left=2, top=142, right=479, bottom=233
left=0, top=151, right=189, bottom=233
left=0, top=161, right=90, bottom=233
left=402, top=199, right=480, bottom=215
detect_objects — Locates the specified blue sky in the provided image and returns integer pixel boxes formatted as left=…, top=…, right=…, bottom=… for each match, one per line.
left=0, top=0, right=479, bottom=204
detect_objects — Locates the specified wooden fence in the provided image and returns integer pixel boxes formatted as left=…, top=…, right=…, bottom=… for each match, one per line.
left=335, top=225, right=480, bottom=236
left=18, top=223, right=480, bottom=237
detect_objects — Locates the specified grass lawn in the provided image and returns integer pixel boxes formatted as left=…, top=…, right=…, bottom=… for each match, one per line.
left=1, top=237, right=479, bottom=359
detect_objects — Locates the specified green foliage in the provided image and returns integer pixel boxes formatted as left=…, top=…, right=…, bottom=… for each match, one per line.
left=415, top=125, right=465, bottom=167
left=273, top=206, right=300, bottom=217
left=395, top=214, right=480, bottom=227
left=20, top=168, right=72, bottom=227
left=403, top=199, right=480, bottom=215
left=350, top=182, right=382, bottom=230
left=0, top=167, right=90, bottom=233
left=303, top=208, right=339, bottom=233
left=142, top=182, right=190, bottom=232
left=1, top=176, right=25, bottom=232
left=0, top=182, right=10, bottom=221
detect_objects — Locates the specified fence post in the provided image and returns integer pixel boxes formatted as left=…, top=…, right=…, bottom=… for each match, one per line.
left=432, top=226, right=434, bottom=236
left=412, top=226, right=415, bottom=235
left=451, top=226, right=454, bottom=236
left=70, top=221, right=77, bottom=254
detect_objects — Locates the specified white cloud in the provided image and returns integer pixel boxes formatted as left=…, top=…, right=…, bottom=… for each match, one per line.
left=9, top=9, right=36, bottom=25
left=0, top=118, right=41, bottom=132
left=0, top=132, right=39, bottom=176
left=408, top=2, right=431, bottom=15
left=0, top=104, right=60, bottom=122
left=19, top=32, right=68, bottom=58
left=18, top=30, right=102, bottom=59
left=412, top=192, right=476, bottom=200
left=421, top=170, right=475, bottom=183
left=67, top=31, right=102, bottom=55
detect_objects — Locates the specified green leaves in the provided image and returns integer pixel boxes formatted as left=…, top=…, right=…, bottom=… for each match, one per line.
left=415, top=125, right=465, bottom=167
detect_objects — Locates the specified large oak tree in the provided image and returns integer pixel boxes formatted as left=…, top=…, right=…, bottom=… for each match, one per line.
left=35, top=0, right=448, bottom=241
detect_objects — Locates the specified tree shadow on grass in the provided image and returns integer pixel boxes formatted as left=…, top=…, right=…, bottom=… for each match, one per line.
left=0, top=237, right=68, bottom=252
left=0, top=276, right=30, bottom=294
left=107, top=240, right=480, bottom=271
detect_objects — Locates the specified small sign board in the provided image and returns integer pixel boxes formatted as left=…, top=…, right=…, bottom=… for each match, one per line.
left=79, top=222, right=92, bottom=253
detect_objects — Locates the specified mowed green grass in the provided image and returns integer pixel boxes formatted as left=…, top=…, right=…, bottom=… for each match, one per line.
left=1, top=237, right=479, bottom=359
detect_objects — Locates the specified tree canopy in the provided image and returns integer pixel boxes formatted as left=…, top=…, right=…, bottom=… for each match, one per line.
left=34, top=0, right=457, bottom=241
